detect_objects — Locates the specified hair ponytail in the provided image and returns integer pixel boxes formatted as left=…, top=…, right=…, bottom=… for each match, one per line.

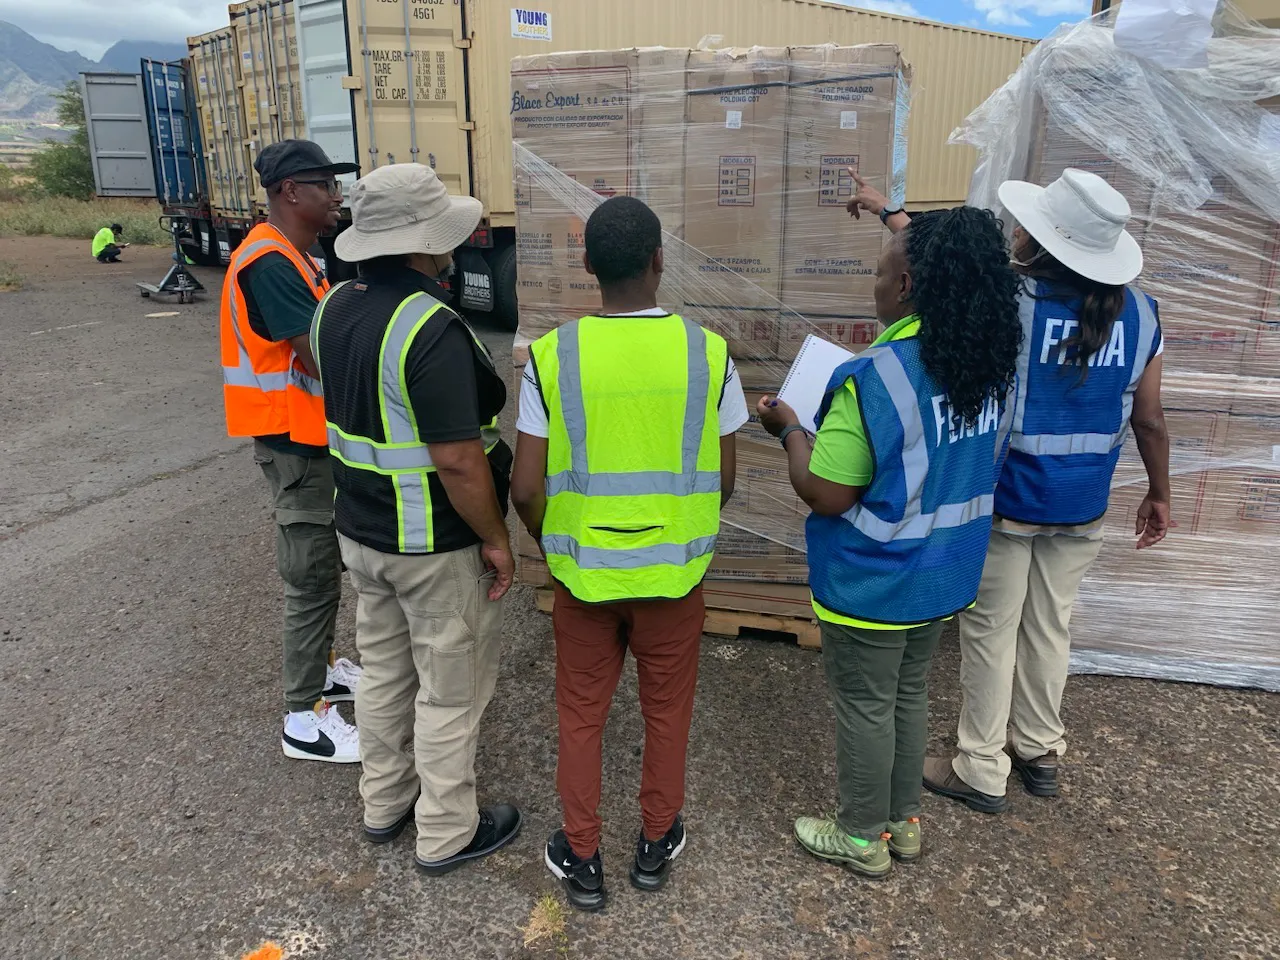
left=1020, top=236, right=1126, bottom=381
left=904, top=207, right=1022, bottom=425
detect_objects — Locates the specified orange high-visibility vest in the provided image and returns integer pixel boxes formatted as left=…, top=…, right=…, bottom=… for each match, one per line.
left=220, top=222, right=328, bottom=445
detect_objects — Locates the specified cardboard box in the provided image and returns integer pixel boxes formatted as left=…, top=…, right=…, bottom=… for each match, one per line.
left=682, top=47, right=790, bottom=361
left=1139, top=208, right=1277, bottom=379
left=775, top=44, right=904, bottom=359
left=511, top=48, right=689, bottom=341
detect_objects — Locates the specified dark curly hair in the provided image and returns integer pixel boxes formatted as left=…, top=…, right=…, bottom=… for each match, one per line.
left=904, top=207, right=1022, bottom=425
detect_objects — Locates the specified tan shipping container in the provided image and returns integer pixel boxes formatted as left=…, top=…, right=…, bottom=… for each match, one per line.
left=328, top=0, right=1032, bottom=228
left=230, top=0, right=308, bottom=213
left=188, top=26, right=255, bottom=221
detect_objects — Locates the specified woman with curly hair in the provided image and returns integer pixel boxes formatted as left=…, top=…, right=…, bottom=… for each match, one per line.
left=853, top=169, right=1172, bottom=814
left=758, top=202, right=1022, bottom=878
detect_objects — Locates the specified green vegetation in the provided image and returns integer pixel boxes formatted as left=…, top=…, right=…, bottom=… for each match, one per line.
left=0, top=196, right=167, bottom=244
left=0, top=260, right=21, bottom=291
left=26, top=82, right=95, bottom=200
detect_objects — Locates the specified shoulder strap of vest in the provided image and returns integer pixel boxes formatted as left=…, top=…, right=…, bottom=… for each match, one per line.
left=1124, top=284, right=1159, bottom=390
left=310, top=280, right=350, bottom=379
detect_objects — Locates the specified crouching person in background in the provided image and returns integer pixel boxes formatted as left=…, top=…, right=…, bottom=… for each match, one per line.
left=758, top=206, right=1022, bottom=877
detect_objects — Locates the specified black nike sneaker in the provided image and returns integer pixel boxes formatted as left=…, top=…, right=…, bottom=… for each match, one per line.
left=544, top=830, right=606, bottom=912
left=630, top=814, right=686, bottom=891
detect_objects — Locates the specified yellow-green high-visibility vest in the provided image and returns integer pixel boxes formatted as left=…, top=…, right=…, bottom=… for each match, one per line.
left=530, top=313, right=727, bottom=602
left=311, top=284, right=501, bottom=553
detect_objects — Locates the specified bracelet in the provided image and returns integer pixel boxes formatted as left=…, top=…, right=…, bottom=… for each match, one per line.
left=778, top=424, right=809, bottom=449
left=879, top=206, right=904, bottom=225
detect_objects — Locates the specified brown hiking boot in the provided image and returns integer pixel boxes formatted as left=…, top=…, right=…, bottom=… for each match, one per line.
left=1006, top=745, right=1060, bottom=797
left=922, top=757, right=1007, bottom=814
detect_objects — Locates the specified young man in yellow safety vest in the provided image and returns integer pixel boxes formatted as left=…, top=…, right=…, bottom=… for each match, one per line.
left=511, top=196, right=748, bottom=911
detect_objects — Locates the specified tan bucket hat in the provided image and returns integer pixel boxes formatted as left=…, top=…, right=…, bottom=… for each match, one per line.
left=334, top=163, right=482, bottom=262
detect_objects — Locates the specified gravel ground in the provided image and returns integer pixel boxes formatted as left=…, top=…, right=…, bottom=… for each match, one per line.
left=0, top=237, right=1277, bottom=960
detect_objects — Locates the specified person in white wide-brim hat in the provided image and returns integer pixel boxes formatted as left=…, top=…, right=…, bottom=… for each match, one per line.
left=314, top=163, right=524, bottom=874
left=919, top=167, right=1174, bottom=813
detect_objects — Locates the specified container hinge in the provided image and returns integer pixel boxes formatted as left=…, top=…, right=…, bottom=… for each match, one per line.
left=341, top=75, right=363, bottom=91
left=454, top=38, right=472, bottom=49
left=459, top=121, right=476, bottom=131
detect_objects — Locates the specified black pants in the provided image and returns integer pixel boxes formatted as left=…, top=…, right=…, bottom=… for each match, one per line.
left=96, top=244, right=122, bottom=262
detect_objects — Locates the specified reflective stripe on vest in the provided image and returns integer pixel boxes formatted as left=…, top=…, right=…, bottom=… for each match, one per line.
left=548, top=317, right=720, bottom=500
left=541, top=534, right=720, bottom=570
left=841, top=348, right=1004, bottom=545
left=1009, top=283, right=1156, bottom=457
left=222, top=236, right=324, bottom=397
left=315, top=289, right=502, bottom=553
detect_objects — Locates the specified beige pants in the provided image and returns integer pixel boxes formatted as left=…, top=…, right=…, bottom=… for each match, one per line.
left=954, top=530, right=1103, bottom=797
left=338, top=535, right=503, bottom=861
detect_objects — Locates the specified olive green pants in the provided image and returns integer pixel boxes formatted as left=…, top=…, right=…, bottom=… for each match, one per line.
left=254, top=441, right=342, bottom=712
left=821, top=618, right=945, bottom=842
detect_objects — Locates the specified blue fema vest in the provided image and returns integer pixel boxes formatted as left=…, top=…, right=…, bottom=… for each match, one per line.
left=996, top=281, right=1160, bottom=526
left=807, top=336, right=1012, bottom=625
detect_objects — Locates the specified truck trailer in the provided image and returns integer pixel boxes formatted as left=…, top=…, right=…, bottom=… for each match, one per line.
left=139, top=0, right=1036, bottom=326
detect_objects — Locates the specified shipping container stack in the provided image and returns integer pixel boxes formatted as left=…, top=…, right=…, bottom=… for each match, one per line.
left=509, top=44, right=912, bottom=628
left=958, top=7, right=1280, bottom=689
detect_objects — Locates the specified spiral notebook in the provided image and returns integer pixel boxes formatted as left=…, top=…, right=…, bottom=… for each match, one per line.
left=776, top=335, right=857, bottom=432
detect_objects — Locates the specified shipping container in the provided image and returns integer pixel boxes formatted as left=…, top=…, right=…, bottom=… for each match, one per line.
left=141, top=59, right=206, bottom=208
left=191, top=0, right=1035, bottom=319
left=189, top=26, right=255, bottom=225
left=1093, top=0, right=1280, bottom=26
left=230, top=0, right=308, bottom=213
left=80, top=72, right=157, bottom=198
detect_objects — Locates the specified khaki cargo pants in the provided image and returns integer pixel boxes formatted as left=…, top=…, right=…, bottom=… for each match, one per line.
left=338, top=535, right=504, bottom=863
left=254, top=441, right=342, bottom=713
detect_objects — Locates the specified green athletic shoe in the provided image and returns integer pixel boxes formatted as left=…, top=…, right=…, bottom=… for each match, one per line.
left=793, top=816, right=892, bottom=879
left=885, top=817, right=921, bottom=862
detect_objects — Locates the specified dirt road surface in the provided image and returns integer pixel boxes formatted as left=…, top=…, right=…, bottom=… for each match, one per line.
left=1, top=237, right=1277, bottom=960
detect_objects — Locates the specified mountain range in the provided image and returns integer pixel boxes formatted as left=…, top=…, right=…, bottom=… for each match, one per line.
left=0, top=21, right=187, bottom=121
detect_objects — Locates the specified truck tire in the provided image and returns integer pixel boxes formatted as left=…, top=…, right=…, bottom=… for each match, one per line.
left=489, top=243, right=519, bottom=331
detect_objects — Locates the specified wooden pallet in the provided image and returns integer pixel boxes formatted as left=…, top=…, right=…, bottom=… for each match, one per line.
left=533, top=588, right=821, bottom=650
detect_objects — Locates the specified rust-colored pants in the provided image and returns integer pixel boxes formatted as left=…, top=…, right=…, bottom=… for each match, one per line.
left=552, top=580, right=705, bottom=859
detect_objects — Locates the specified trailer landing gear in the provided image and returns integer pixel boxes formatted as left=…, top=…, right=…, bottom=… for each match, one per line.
left=137, top=215, right=206, bottom=305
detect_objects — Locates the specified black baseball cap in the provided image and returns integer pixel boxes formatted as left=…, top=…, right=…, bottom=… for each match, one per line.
left=254, top=139, right=359, bottom=188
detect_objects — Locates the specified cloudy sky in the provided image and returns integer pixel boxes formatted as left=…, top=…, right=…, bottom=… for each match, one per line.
left=0, top=0, right=1090, bottom=59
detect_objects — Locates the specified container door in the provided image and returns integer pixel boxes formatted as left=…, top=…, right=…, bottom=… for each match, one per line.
left=295, top=0, right=358, bottom=191
left=190, top=30, right=254, bottom=219
left=232, top=0, right=307, bottom=213
left=141, top=59, right=202, bottom=206
left=347, top=0, right=471, bottom=199
left=79, top=72, right=157, bottom=198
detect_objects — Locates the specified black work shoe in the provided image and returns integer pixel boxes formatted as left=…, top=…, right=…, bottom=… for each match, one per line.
left=544, top=830, right=606, bottom=912
left=1007, top=745, right=1060, bottom=797
left=922, top=757, right=1008, bottom=814
left=415, top=804, right=522, bottom=876
left=629, top=814, right=687, bottom=892
left=364, top=792, right=420, bottom=844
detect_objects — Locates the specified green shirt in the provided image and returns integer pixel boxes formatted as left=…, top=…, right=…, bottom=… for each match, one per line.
left=809, top=315, right=952, bottom=631
left=91, top=227, right=116, bottom=258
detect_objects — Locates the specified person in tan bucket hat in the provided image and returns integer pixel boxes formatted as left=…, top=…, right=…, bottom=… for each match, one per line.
left=311, top=163, right=522, bottom=873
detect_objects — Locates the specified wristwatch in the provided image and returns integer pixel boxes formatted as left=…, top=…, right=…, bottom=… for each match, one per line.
left=879, top=206, right=904, bottom=225
left=777, top=424, right=810, bottom=448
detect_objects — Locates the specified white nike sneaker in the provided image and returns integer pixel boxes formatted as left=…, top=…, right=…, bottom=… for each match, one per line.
left=282, top=701, right=360, bottom=763
left=323, top=657, right=362, bottom=703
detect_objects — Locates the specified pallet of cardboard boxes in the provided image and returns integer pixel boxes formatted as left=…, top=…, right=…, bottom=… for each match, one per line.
left=509, top=43, right=911, bottom=643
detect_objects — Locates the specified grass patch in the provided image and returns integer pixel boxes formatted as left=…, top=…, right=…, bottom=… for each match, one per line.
left=0, top=260, right=21, bottom=291
left=0, top=197, right=168, bottom=245
left=520, top=894, right=570, bottom=956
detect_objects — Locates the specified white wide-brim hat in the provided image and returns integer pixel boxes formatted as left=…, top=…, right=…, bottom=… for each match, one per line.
left=335, top=162, right=482, bottom=262
left=998, top=167, right=1143, bottom=286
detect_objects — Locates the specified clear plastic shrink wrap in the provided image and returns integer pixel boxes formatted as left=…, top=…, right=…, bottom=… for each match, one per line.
left=509, top=17, right=1280, bottom=690
left=954, top=4, right=1280, bottom=690
left=509, top=44, right=912, bottom=612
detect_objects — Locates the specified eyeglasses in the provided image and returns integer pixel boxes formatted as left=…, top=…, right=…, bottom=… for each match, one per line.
left=292, top=178, right=342, bottom=197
